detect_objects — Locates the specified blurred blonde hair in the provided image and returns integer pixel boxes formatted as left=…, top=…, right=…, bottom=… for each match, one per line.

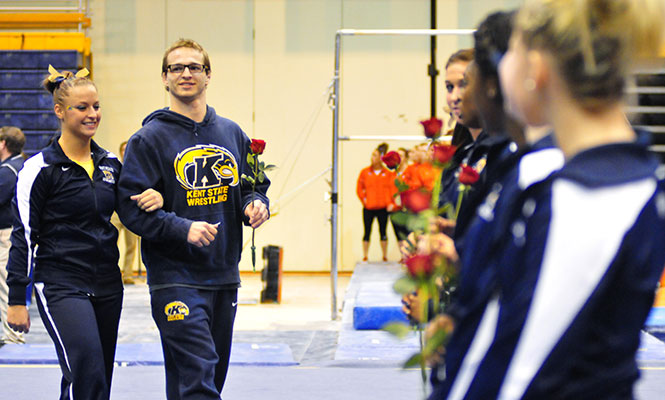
left=516, top=0, right=665, bottom=109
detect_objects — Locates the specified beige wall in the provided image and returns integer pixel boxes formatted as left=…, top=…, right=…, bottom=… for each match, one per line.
left=86, top=0, right=520, bottom=272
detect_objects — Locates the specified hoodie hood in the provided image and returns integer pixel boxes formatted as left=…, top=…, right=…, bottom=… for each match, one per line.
left=142, top=106, right=217, bottom=134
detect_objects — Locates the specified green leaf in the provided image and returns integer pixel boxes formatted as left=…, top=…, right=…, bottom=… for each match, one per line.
left=403, top=352, right=423, bottom=368
left=247, top=153, right=255, bottom=165
left=382, top=322, right=412, bottom=339
left=259, top=161, right=265, bottom=170
left=393, top=276, right=417, bottom=294
left=389, top=211, right=410, bottom=226
left=395, top=178, right=410, bottom=192
left=244, top=175, right=255, bottom=185
left=258, top=171, right=265, bottom=183
left=263, top=164, right=277, bottom=171
left=406, top=214, right=427, bottom=232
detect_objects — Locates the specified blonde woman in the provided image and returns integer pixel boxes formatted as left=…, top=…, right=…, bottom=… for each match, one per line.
left=6, top=67, right=162, bottom=399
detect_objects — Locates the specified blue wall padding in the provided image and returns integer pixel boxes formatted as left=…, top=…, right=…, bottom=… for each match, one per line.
left=0, top=111, right=59, bottom=129
left=0, top=342, right=297, bottom=367
left=0, top=71, right=50, bottom=90
left=0, top=91, right=52, bottom=110
left=353, top=281, right=409, bottom=330
left=22, top=131, right=57, bottom=151
left=0, top=50, right=78, bottom=70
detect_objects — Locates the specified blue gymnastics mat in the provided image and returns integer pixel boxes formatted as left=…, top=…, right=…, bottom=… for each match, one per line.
left=353, top=281, right=409, bottom=330
left=346, top=263, right=409, bottom=330
left=334, top=329, right=419, bottom=362
left=644, top=307, right=665, bottom=343
left=645, top=307, right=665, bottom=328
left=0, top=342, right=297, bottom=367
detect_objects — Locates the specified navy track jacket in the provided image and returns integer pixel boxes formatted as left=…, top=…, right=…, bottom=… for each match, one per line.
left=6, top=139, right=123, bottom=305
left=439, top=134, right=665, bottom=400
left=0, top=153, right=25, bottom=229
left=117, top=106, right=269, bottom=287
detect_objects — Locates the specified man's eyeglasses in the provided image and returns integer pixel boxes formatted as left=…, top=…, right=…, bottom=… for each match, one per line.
left=165, top=63, right=208, bottom=75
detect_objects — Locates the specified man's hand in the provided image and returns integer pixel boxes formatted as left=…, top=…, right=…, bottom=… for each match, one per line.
left=130, top=189, right=164, bottom=212
left=187, top=221, right=218, bottom=247
left=244, top=200, right=269, bottom=229
left=7, top=305, right=30, bottom=334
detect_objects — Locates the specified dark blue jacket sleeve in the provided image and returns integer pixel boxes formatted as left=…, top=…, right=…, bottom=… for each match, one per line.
left=6, top=169, right=48, bottom=306
left=116, top=134, right=192, bottom=242
left=0, top=164, right=19, bottom=206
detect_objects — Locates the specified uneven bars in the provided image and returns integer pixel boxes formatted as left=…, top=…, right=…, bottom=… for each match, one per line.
left=340, top=135, right=453, bottom=142
left=330, top=28, right=474, bottom=320
left=338, top=28, right=475, bottom=36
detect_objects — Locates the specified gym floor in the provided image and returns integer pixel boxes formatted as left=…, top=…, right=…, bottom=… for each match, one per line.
left=1, top=267, right=664, bottom=399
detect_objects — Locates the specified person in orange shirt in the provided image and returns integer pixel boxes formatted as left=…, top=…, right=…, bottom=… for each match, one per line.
left=401, top=143, right=438, bottom=191
left=401, top=144, right=425, bottom=190
left=419, top=144, right=441, bottom=191
left=357, top=144, right=395, bottom=262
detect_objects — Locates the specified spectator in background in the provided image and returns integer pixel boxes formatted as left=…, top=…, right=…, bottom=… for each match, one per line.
left=357, top=142, right=395, bottom=262
left=389, top=147, right=411, bottom=242
left=111, top=140, right=139, bottom=284
left=0, top=125, right=26, bottom=344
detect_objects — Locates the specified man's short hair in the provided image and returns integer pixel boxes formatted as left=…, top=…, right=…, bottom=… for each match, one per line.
left=0, top=126, right=25, bottom=155
left=161, top=38, right=211, bottom=73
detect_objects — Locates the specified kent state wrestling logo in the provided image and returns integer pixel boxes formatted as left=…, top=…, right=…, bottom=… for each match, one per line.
left=173, top=144, right=239, bottom=206
left=165, top=301, right=189, bottom=322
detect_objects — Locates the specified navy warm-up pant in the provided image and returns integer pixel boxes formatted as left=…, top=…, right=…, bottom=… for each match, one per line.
left=34, top=283, right=123, bottom=400
left=150, top=286, right=238, bottom=400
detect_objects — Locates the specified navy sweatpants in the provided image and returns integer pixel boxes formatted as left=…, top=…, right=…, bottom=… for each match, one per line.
left=150, top=286, right=238, bottom=400
left=34, top=282, right=123, bottom=400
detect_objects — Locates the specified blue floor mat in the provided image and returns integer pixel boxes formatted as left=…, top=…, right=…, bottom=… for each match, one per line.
left=335, top=329, right=419, bottom=362
left=353, top=281, right=409, bottom=330
left=0, top=342, right=297, bottom=366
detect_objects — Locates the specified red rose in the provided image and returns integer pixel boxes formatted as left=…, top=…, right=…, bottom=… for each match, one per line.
left=405, top=254, right=435, bottom=278
left=250, top=139, right=266, bottom=155
left=400, top=189, right=432, bottom=213
left=432, top=144, right=457, bottom=166
left=381, top=151, right=401, bottom=170
left=420, top=117, right=443, bottom=139
left=459, top=164, right=480, bottom=185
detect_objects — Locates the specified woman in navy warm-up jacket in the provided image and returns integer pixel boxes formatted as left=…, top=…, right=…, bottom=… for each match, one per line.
left=5, top=67, right=163, bottom=400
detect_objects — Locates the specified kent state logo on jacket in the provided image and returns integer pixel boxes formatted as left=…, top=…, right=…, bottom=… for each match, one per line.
left=99, top=165, right=116, bottom=184
left=173, top=144, right=239, bottom=207
left=165, top=301, right=190, bottom=322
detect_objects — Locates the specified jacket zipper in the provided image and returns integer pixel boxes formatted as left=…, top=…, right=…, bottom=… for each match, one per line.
left=89, top=153, right=102, bottom=296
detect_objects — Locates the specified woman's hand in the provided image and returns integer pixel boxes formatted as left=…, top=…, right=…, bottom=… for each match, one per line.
left=425, top=314, right=455, bottom=365
left=130, top=188, right=164, bottom=212
left=7, top=305, right=30, bottom=334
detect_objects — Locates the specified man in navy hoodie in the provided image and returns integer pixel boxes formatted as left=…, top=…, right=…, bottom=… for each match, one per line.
left=0, top=126, right=26, bottom=345
left=117, top=39, right=270, bottom=399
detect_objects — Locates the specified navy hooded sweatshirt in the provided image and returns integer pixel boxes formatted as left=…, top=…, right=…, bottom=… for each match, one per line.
left=117, top=106, right=269, bottom=288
